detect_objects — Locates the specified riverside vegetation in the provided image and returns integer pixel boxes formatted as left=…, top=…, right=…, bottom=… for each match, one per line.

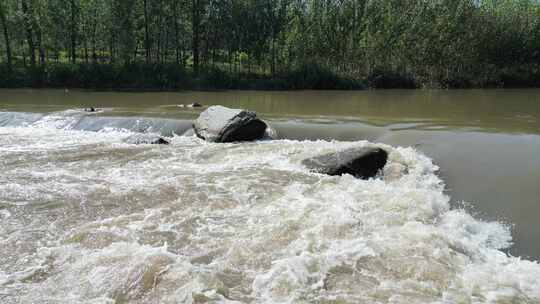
left=0, top=0, right=539, bottom=90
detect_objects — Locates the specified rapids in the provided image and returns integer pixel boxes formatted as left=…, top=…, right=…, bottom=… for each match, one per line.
left=1, top=110, right=539, bottom=303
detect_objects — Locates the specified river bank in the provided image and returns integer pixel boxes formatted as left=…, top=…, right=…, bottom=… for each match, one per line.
left=2, top=63, right=539, bottom=91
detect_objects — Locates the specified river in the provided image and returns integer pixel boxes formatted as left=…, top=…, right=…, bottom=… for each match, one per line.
left=0, top=89, right=539, bottom=303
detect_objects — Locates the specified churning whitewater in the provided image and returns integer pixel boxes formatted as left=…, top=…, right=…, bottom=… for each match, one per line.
left=1, top=110, right=540, bottom=304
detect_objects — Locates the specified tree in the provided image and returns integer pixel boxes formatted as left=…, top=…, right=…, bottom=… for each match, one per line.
left=191, top=0, right=207, bottom=75
left=0, top=0, right=539, bottom=88
left=69, top=0, right=79, bottom=63
left=0, top=0, right=12, bottom=70
left=143, top=0, right=150, bottom=64
left=21, top=0, right=36, bottom=67
left=112, top=0, right=136, bottom=64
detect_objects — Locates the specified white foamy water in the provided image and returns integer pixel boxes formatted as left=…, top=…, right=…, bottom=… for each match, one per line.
left=1, top=111, right=540, bottom=304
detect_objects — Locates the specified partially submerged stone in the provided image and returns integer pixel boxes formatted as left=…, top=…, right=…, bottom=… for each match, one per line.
left=178, top=103, right=202, bottom=108
left=302, top=147, right=388, bottom=179
left=124, top=134, right=169, bottom=145
left=193, top=105, right=267, bottom=143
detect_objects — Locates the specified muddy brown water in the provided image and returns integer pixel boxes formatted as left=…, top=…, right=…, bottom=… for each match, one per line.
left=1, top=89, right=539, bottom=259
left=0, top=89, right=540, bottom=302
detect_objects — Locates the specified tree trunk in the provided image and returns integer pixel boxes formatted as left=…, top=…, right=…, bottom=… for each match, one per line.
left=28, top=3, right=45, bottom=66
left=21, top=0, right=36, bottom=67
left=91, top=31, right=97, bottom=62
left=173, top=0, right=180, bottom=65
left=192, top=0, right=200, bottom=75
left=0, top=1, right=12, bottom=70
left=203, top=31, right=209, bottom=69
left=54, top=34, right=60, bottom=63
left=270, top=5, right=276, bottom=78
left=271, top=31, right=276, bottom=78
left=36, top=27, right=45, bottom=65
left=156, top=16, right=161, bottom=64
left=91, top=6, right=97, bottom=63
left=180, top=49, right=184, bottom=66
left=164, top=23, right=169, bottom=63
left=84, top=33, right=89, bottom=63
left=133, top=39, right=138, bottom=61
left=109, top=35, right=114, bottom=63
left=70, top=0, right=77, bottom=63
left=143, top=0, right=150, bottom=64
left=211, top=46, right=215, bottom=68
left=228, top=48, right=232, bottom=73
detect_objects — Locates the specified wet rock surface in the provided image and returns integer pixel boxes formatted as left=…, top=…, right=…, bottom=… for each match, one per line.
left=302, top=146, right=388, bottom=179
left=193, top=105, right=267, bottom=143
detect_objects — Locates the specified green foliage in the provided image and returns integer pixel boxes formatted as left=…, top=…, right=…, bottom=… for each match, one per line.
left=0, top=62, right=365, bottom=90
left=198, top=67, right=238, bottom=89
left=367, top=69, right=417, bottom=89
left=0, top=0, right=539, bottom=89
left=285, top=63, right=365, bottom=90
left=0, top=64, right=27, bottom=87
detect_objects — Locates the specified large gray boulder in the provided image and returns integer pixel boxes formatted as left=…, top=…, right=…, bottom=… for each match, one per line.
left=193, top=106, right=267, bottom=143
left=302, top=147, right=388, bottom=179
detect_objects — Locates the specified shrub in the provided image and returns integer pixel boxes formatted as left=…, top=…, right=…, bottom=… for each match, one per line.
left=367, top=69, right=418, bottom=89
left=285, top=63, right=365, bottom=90
left=199, top=67, right=238, bottom=89
left=46, top=63, right=80, bottom=87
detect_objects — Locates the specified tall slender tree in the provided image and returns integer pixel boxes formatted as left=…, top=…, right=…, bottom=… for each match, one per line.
left=172, top=0, right=181, bottom=65
left=69, top=0, right=79, bottom=63
left=143, top=0, right=150, bottom=64
left=191, top=0, right=204, bottom=75
left=21, top=0, right=36, bottom=67
left=0, top=0, right=12, bottom=70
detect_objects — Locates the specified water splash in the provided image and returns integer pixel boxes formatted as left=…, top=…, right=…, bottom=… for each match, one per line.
left=0, top=120, right=539, bottom=303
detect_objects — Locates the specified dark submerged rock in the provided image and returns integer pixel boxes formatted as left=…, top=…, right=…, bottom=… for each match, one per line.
left=124, top=134, right=170, bottom=145
left=193, top=105, right=267, bottom=142
left=302, top=147, right=388, bottom=179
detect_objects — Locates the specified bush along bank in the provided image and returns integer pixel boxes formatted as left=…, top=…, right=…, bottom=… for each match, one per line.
left=0, top=63, right=365, bottom=90
left=0, top=62, right=538, bottom=90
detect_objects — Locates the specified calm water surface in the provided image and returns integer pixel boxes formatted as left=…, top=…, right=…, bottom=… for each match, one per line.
left=0, top=89, right=539, bottom=303
left=2, top=89, right=539, bottom=133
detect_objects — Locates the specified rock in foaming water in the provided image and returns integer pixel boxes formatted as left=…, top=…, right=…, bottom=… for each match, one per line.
left=302, top=146, right=388, bottom=179
left=193, top=105, right=267, bottom=142
left=124, top=134, right=169, bottom=145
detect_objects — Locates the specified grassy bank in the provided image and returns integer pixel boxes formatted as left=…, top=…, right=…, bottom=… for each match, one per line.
left=1, top=62, right=539, bottom=91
